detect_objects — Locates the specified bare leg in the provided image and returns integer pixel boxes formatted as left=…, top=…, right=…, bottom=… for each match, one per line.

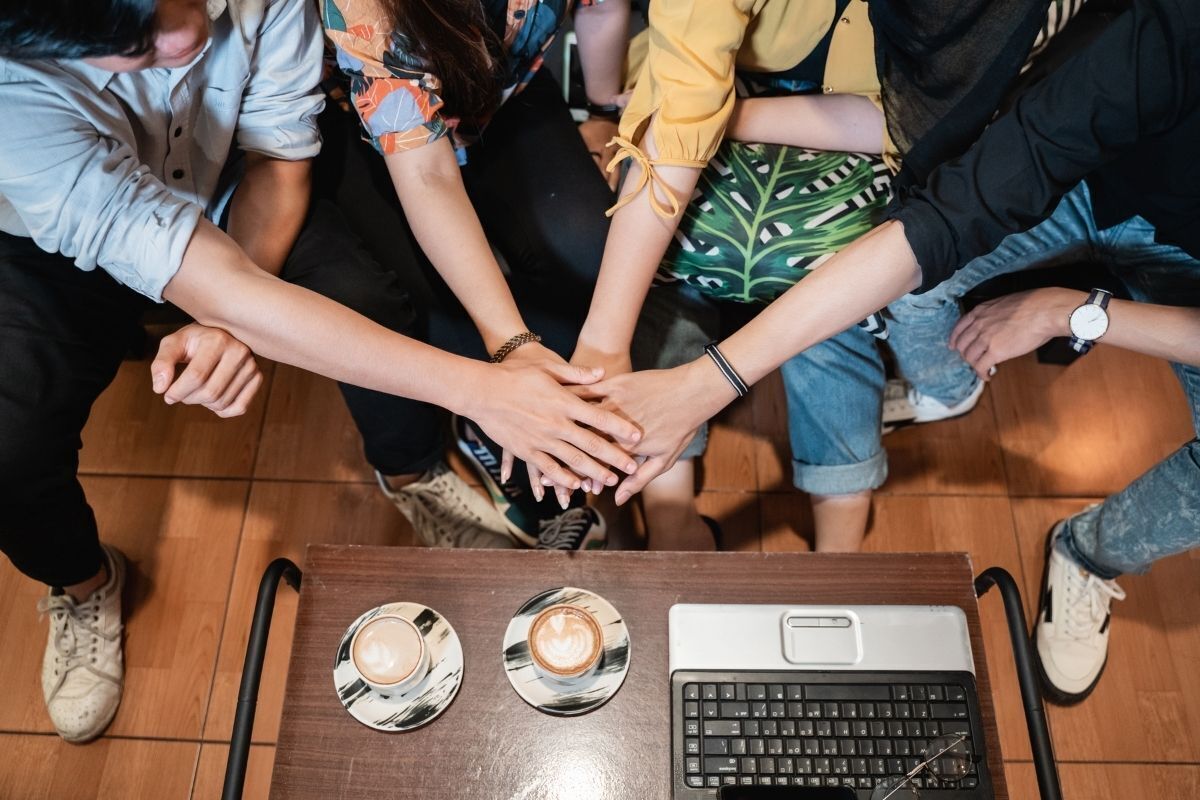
left=642, top=459, right=716, bottom=551
left=811, top=491, right=872, bottom=552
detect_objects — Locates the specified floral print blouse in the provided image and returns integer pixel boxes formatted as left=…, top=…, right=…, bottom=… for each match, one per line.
left=321, top=0, right=593, bottom=154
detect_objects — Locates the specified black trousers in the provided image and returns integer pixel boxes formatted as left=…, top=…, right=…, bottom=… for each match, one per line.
left=0, top=70, right=611, bottom=587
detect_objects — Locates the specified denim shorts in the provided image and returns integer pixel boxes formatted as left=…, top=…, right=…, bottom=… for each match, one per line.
left=631, top=283, right=889, bottom=495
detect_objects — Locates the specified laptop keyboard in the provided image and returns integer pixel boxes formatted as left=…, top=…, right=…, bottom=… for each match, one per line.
left=672, top=671, right=992, bottom=798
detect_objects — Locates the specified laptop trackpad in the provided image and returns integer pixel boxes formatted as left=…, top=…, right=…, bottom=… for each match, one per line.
left=781, top=614, right=862, bottom=665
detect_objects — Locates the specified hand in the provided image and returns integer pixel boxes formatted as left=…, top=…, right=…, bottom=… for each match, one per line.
left=566, top=344, right=634, bottom=495
left=464, top=359, right=642, bottom=503
left=950, top=288, right=1080, bottom=379
left=575, top=358, right=736, bottom=505
left=501, top=341, right=613, bottom=505
left=578, top=117, right=621, bottom=191
left=150, top=323, right=264, bottom=418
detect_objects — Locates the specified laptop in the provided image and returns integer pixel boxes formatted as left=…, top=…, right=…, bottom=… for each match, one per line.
left=669, top=604, right=996, bottom=799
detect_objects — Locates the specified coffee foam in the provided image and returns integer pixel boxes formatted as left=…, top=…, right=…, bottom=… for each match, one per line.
left=352, top=616, right=422, bottom=685
left=530, top=606, right=601, bottom=674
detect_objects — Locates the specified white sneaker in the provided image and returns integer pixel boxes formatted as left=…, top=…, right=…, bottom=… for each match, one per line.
left=1035, top=522, right=1127, bottom=703
left=377, top=461, right=516, bottom=549
left=38, top=544, right=126, bottom=743
left=881, top=377, right=984, bottom=434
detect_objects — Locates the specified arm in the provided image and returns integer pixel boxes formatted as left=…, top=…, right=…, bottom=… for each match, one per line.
left=384, top=138, right=528, bottom=354
left=574, top=0, right=632, bottom=184
left=224, top=153, right=311, bottom=276
left=163, top=219, right=642, bottom=488
left=950, top=288, right=1200, bottom=374
left=574, top=0, right=754, bottom=369
left=726, top=94, right=884, bottom=154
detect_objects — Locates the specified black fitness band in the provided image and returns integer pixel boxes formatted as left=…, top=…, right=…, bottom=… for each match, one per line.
left=585, top=101, right=622, bottom=121
left=704, top=342, right=749, bottom=398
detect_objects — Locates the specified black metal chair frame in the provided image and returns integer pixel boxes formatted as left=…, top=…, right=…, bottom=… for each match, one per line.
left=220, top=562, right=1061, bottom=800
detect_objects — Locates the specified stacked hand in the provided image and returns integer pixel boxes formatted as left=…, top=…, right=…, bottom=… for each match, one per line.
left=464, top=342, right=642, bottom=507
left=950, top=288, right=1079, bottom=378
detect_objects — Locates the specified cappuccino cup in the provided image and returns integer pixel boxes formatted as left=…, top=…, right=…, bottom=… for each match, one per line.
left=350, top=614, right=430, bottom=696
left=527, top=604, right=604, bottom=683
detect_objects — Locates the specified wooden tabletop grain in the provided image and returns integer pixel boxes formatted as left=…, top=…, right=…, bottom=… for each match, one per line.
left=271, top=547, right=1008, bottom=800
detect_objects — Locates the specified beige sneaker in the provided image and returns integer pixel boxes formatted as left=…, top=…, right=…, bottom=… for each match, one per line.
left=377, top=461, right=515, bottom=549
left=38, top=544, right=126, bottom=743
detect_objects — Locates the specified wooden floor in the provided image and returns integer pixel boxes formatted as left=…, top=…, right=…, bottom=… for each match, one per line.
left=1, top=346, right=1197, bottom=799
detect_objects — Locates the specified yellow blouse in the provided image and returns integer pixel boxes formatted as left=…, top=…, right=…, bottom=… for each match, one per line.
left=610, top=0, right=883, bottom=218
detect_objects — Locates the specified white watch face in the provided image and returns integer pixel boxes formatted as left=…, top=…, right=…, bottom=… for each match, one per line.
left=1070, top=303, right=1110, bottom=341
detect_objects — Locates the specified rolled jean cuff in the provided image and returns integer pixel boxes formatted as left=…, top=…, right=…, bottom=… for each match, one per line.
left=792, top=449, right=888, bottom=496
left=679, top=424, right=709, bottom=462
left=1057, top=509, right=1128, bottom=580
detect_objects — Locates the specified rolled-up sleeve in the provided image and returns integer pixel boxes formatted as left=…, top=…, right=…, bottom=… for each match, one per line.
left=608, top=0, right=754, bottom=216
left=0, top=82, right=201, bottom=301
left=236, top=0, right=325, bottom=159
left=889, top=0, right=1185, bottom=293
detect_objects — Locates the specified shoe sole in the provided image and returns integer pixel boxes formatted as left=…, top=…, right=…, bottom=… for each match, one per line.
left=1033, top=524, right=1107, bottom=706
left=453, top=420, right=538, bottom=547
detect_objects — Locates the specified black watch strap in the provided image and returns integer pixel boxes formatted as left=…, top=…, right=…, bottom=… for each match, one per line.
left=585, top=101, right=622, bottom=121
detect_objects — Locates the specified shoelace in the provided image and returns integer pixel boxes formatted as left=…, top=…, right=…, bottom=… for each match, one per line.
left=37, top=594, right=119, bottom=677
left=1061, top=566, right=1126, bottom=640
left=537, top=510, right=589, bottom=550
left=407, top=479, right=502, bottom=548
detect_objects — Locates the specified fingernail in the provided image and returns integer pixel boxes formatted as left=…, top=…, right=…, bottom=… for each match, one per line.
left=152, top=374, right=165, bottom=392
left=558, top=491, right=569, bottom=510
left=605, top=474, right=618, bottom=486
left=165, top=397, right=176, bottom=405
left=626, top=462, right=638, bottom=474
left=541, top=477, right=554, bottom=487
left=615, top=491, right=629, bottom=506
left=501, top=467, right=511, bottom=483
left=534, top=485, right=544, bottom=502
left=591, top=367, right=603, bottom=377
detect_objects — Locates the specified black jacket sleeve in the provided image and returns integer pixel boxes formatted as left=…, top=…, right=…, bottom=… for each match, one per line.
left=888, top=0, right=1193, bottom=292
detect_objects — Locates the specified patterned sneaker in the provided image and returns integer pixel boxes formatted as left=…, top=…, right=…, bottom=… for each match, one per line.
left=38, top=543, right=126, bottom=743
left=376, top=462, right=515, bottom=549
left=536, top=506, right=607, bottom=551
left=1035, top=522, right=1127, bottom=704
left=454, top=416, right=548, bottom=546
left=881, top=377, right=984, bottom=434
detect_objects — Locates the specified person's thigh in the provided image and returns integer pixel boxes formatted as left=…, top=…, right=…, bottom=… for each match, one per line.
left=780, top=325, right=888, bottom=496
left=887, top=181, right=1101, bottom=403
left=280, top=200, right=447, bottom=476
left=461, top=70, right=614, bottom=358
left=0, top=234, right=145, bottom=585
left=631, top=283, right=722, bottom=461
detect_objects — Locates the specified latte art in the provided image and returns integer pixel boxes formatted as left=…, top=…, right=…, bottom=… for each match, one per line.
left=529, top=605, right=603, bottom=678
left=352, top=616, right=424, bottom=686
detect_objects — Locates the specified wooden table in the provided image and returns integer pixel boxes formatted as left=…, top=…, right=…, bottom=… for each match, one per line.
left=271, top=547, right=1008, bottom=799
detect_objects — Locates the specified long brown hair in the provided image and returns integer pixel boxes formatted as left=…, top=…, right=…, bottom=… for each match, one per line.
left=380, top=0, right=503, bottom=122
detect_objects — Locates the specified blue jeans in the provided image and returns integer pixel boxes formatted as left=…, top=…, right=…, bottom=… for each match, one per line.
left=631, top=283, right=887, bottom=495
left=888, top=181, right=1200, bottom=577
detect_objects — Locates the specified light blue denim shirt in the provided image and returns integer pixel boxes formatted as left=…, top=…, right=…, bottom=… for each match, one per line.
left=0, top=0, right=324, bottom=301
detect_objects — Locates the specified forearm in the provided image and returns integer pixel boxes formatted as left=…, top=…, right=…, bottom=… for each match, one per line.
left=163, top=218, right=490, bottom=412
left=577, top=127, right=701, bottom=357
left=385, top=141, right=526, bottom=352
left=1035, top=289, right=1200, bottom=366
left=574, top=0, right=631, bottom=105
left=727, top=95, right=885, bottom=154
left=722, top=221, right=921, bottom=384
left=225, top=154, right=311, bottom=276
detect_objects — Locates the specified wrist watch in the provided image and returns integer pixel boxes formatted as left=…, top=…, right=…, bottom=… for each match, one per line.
left=1067, top=288, right=1113, bottom=354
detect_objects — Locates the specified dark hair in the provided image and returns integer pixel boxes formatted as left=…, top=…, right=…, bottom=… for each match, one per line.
left=380, top=0, right=502, bottom=122
left=0, top=0, right=156, bottom=60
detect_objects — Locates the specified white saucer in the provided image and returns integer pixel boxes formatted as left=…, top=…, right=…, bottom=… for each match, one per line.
left=333, top=602, right=463, bottom=732
left=502, top=587, right=631, bottom=716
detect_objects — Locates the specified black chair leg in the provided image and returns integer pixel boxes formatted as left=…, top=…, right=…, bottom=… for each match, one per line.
left=221, top=558, right=303, bottom=800
left=975, top=566, right=1063, bottom=800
